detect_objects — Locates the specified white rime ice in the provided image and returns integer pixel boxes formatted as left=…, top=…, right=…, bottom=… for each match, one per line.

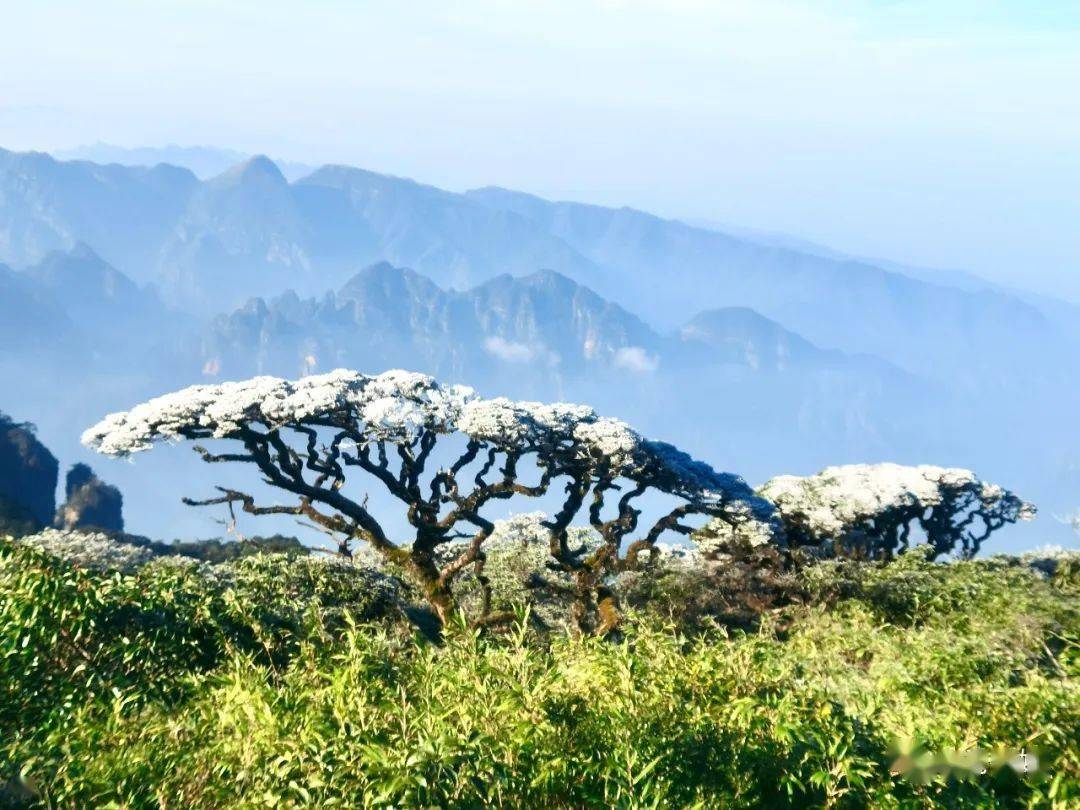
left=761, top=464, right=1035, bottom=539
left=82, top=369, right=473, bottom=454
left=696, top=463, right=1034, bottom=558
left=82, top=368, right=780, bottom=517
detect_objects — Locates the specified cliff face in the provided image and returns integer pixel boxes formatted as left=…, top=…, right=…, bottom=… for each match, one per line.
left=55, top=463, right=124, bottom=534
left=0, top=413, right=58, bottom=533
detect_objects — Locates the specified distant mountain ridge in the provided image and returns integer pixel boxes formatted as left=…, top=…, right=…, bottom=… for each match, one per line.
left=0, top=262, right=75, bottom=352
left=464, top=186, right=1066, bottom=384
left=4, top=244, right=173, bottom=347
left=5, top=243, right=903, bottom=398
left=55, top=143, right=316, bottom=182
left=197, top=261, right=907, bottom=389
left=1, top=147, right=1072, bottom=387
left=25, top=243, right=168, bottom=334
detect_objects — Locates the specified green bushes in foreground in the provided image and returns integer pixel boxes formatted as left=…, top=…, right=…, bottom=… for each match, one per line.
left=1, top=538, right=1078, bottom=808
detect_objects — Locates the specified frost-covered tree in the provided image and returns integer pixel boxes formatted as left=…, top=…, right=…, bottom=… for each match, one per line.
left=436, top=512, right=602, bottom=633
left=702, top=463, right=1035, bottom=560
left=83, top=369, right=779, bottom=630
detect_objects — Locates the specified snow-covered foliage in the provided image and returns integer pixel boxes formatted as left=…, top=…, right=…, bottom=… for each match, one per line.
left=82, top=369, right=775, bottom=510
left=13, top=528, right=404, bottom=612
left=17, top=528, right=178, bottom=573
left=81, top=368, right=782, bottom=630
left=758, top=463, right=1035, bottom=558
left=10, top=530, right=407, bottom=634
left=647, top=541, right=706, bottom=570
left=694, top=512, right=780, bottom=556
left=81, top=369, right=474, bottom=455
left=1018, top=544, right=1080, bottom=578
left=487, top=511, right=600, bottom=555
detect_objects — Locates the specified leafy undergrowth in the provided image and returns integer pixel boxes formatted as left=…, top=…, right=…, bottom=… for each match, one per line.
left=1, top=539, right=1077, bottom=808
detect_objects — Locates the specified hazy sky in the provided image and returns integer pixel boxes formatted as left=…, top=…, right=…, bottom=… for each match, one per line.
left=2, top=1, right=1079, bottom=299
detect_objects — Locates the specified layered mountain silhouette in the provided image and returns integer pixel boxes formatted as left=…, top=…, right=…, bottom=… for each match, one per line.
left=465, top=187, right=1066, bottom=384
left=57, top=142, right=315, bottom=182
left=0, top=147, right=1077, bottom=548
left=3, top=147, right=1071, bottom=386
left=1, top=243, right=174, bottom=351
left=25, top=243, right=169, bottom=335
left=0, top=262, right=76, bottom=353
left=197, top=262, right=907, bottom=394
left=0, top=148, right=198, bottom=278
left=0, top=246, right=190, bottom=488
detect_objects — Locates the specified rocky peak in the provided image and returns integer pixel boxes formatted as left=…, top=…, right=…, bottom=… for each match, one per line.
left=678, top=308, right=819, bottom=371
left=0, top=412, right=59, bottom=533
left=54, top=462, right=124, bottom=534
left=214, top=154, right=287, bottom=187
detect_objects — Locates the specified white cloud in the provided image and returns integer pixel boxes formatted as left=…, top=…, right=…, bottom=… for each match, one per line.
left=613, top=346, right=659, bottom=374
left=483, top=336, right=535, bottom=363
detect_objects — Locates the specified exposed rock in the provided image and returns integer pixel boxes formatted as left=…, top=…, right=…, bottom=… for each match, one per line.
left=54, top=463, right=124, bottom=534
left=0, top=412, right=58, bottom=533
left=0, top=496, right=41, bottom=538
left=199, top=263, right=660, bottom=384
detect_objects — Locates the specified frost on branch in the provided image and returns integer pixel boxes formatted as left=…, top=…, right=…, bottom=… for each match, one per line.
left=694, top=510, right=780, bottom=557
left=81, top=369, right=473, bottom=455
left=755, top=463, right=1035, bottom=559
left=83, top=369, right=780, bottom=632
left=436, top=512, right=603, bottom=633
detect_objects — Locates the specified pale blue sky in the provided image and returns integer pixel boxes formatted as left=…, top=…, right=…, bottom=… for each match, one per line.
left=2, top=1, right=1078, bottom=298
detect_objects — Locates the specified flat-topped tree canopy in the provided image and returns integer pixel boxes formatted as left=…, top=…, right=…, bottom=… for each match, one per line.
left=761, top=463, right=1035, bottom=558
left=82, top=370, right=472, bottom=455
left=83, top=368, right=780, bottom=630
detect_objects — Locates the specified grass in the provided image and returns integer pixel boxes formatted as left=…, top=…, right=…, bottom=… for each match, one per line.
left=1, top=538, right=1077, bottom=808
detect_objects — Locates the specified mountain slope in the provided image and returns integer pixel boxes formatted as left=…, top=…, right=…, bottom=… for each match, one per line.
left=56, top=143, right=316, bottom=182
left=688, top=219, right=1080, bottom=353
left=2, top=245, right=187, bottom=381
left=0, top=263, right=75, bottom=353
left=295, top=166, right=609, bottom=293
left=0, top=150, right=1075, bottom=549
left=195, top=263, right=917, bottom=423
left=157, top=157, right=315, bottom=309
left=677, top=308, right=825, bottom=372
left=0, top=148, right=198, bottom=280
left=24, top=243, right=167, bottom=334
left=199, top=263, right=662, bottom=387
left=1, top=148, right=1071, bottom=386
left=465, top=186, right=1068, bottom=383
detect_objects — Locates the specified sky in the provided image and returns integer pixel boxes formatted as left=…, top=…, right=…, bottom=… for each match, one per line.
left=2, top=0, right=1079, bottom=299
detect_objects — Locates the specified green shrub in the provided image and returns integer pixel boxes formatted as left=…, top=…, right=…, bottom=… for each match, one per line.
left=0, top=497, right=40, bottom=539
left=2, top=536, right=1077, bottom=807
left=136, top=533, right=312, bottom=563
left=0, top=539, right=405, bottom=773
left=618, top=541, right=802, bottom=634
left=0, top=543, right=222, bottom=742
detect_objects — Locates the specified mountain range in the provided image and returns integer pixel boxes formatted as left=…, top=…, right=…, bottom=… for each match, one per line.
left=4, top=244, right=915, bottom=442
left=4, top=147, right=1076, bottom=386
left=196, top=260, right=915, bottom=400
left=0, top=145, right=1077, bottom=549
